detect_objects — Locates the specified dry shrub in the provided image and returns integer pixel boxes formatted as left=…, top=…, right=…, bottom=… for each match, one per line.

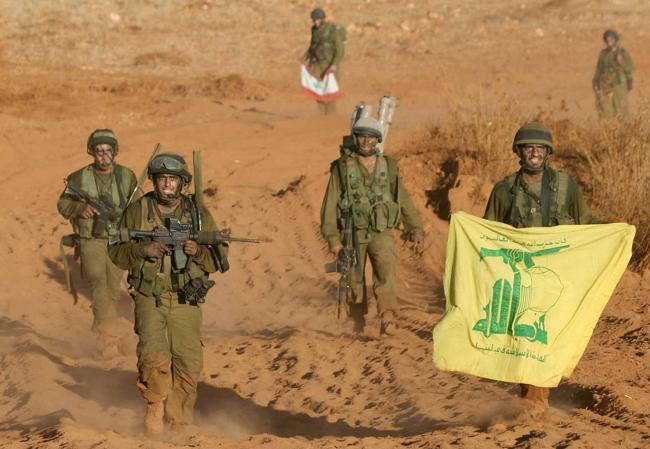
left=419, top=97, right=523, bottom=182
left=417, top=97, right=650, bottom=270
left=559, top=113, right=650, bottom=270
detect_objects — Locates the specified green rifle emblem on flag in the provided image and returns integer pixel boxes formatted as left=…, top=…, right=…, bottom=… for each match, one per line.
left=473, top=245, right=569, bottom=344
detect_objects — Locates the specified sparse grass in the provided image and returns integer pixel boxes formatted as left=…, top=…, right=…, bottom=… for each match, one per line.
left=417, top=98, right=650, bottom=270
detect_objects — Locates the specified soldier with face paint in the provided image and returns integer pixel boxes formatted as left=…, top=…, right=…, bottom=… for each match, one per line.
left=320, top=117, right=424, bottom=335
left=57, top=129, right=137, bottom=357
left=109, top=152, right=226, bottom=434
left=484, top=122, right=602, bottom=407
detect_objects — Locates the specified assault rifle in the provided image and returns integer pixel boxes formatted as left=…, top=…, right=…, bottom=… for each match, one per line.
left=324, top=209, right=362, bottom=319
left=65, top=182, right=123, bottom=238
left=109, top=217, right=261, bottom=270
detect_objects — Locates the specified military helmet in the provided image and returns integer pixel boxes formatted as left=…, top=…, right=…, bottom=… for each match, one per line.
left=86, top=128, right=119, bottom=155
left=352, top=117, right=383, bottom=142
left=603, top=29, right=619, bottom=42
left=148, top=152, right=192, bottom=184
left=310, top=7, right=326, bottom=20
left=512, top=122, right=554, bottom=154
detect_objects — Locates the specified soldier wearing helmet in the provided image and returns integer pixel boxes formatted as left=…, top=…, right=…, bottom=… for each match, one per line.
left=109, top=152, right=227, bottom=434
left=320, top=117, right=424, bottom=335
left=484, top=123, right=601, bottom=407
left=57, top=128, right=137, bottom=356
left=303, top=7, right=345, bottom=114
left=593, top=29, right=634, bottom=119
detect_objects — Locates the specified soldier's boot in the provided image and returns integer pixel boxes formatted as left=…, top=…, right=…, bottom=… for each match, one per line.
left=349, top=303, right=365, bottom=334
left=138, top=381, right=166, bottom=434
left=144, top=400, right=165, bottom=434
left=380, top=310, right=397, bottom=336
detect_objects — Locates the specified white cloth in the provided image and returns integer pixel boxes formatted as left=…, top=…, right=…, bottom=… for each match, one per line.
left=300, top=64, right=340, bottom=102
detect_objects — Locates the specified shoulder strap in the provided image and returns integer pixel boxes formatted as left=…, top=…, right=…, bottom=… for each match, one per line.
left=507, top=173, right=521, bottom=227
left=541, top=169, right=551, bottom=227
left=113, top=165, right=128, bottom=207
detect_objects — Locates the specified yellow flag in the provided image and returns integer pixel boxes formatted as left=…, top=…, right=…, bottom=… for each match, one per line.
left=433, top=212, right=634, bottom=387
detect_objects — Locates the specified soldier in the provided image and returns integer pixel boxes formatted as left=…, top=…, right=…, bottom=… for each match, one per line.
left=484, top=122, right=600, bottom=407
left=108, top=152, right=227, bottom=434
left=303, top=7, right=345, bottom=115
left=57, top=129, right=136, bottom=356
left=320, top=117, right=424, bottom=335
left=593, top=29, right=634, bottom=120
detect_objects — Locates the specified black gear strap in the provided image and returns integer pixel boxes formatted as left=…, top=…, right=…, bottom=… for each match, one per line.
left=541, top=169, right=551, bottom=227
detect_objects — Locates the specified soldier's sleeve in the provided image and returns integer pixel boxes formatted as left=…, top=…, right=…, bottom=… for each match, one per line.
left=397, top=175, right=424, bottom=239
left=621, top=48, right=634, bottom=77
left=304, top=27, right=316, bottom=62
left=193, top=205, right=221, bottom=273
left=108, top=202, right=147, bottom=270
left=332, top=25, right=344, bottom=66
left=484, top=182, right=510, bottom=223
left=320, top=164, right=342, bottom=249
left=567, top=179, right=605, bottom=224
left=57, top=184, right=85, bottom=220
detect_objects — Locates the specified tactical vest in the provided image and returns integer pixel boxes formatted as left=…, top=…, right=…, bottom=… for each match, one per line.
left=337, top=152, right=401, bottom=236
left=597, top=49, right=629, bottom=92
left=505, top=170, right=576, bottom=228
left=126, top=194, right=208, bottom=298
left=69, top=164, right=132, bottom=239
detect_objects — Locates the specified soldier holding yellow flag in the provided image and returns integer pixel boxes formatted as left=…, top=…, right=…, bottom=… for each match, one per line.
left=483, top=122, right=601, bottom=406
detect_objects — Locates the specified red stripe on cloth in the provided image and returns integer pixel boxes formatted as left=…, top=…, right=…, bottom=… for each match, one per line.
left=302, top=87, right=341, bottom=102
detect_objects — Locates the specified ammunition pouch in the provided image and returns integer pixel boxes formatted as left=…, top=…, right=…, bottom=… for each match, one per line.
left=179, top=278, right=215, bottom=305
left=370, top=200, right=400, bottom=233
left=61, top=233, right=81, bottom=260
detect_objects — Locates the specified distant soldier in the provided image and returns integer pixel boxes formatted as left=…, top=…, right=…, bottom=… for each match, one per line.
left=484, top=122, right=601, bottom=407
left=303, top=7, right=345, bottom=115
left=593, top=29, right=634, bottom=120
left=320, top=117, right=424, bottom=335
left=57, top=129, right=136, bottom=356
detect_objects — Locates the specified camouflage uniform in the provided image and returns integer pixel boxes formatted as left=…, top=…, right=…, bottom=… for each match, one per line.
left=320, top=148, right=424, bottom=320
left=109, top=190, right=224, bottom=427
left=57, top=163, right=136, bottom=339
left=593, top=42, right=634, bottom=119
left=484, top=166, right=597, bottom=228
left=305, top=21, right=345, bottom=79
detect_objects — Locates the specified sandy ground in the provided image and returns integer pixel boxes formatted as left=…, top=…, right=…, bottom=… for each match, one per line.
left=0, top=1, right=648, bottom=448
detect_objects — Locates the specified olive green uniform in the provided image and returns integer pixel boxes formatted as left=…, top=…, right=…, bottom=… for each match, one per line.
left=57, top=164, right=136, bottom=337
left=320, top=150, right=424, bottom=315
left=484, top=166, right=598, bottom=404
left=484, top=167, right=598, bottom=227
left=305, top=21, right=344, bottom=79
left=593, top=46, right=634, bottom=119
left=108, top=193, right=223, bottom=426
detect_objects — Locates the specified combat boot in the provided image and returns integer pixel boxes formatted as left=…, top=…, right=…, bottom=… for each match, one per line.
left=380, top=310, right=397, bottom=336
left=144, top=400, right=165, bottom=434
left=349, top=303, right=366, bottom=334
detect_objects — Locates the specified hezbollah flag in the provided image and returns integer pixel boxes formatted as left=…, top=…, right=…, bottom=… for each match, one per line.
left=433, top=212, right=634, bottom=387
